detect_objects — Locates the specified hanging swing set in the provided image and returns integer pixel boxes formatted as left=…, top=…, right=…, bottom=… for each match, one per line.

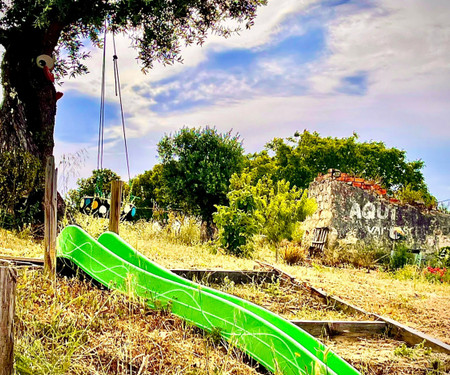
left=79, top=26, right=136, bottom=221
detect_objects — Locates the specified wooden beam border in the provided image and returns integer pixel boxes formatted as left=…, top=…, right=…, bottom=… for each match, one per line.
left=257, top=261, right=450, bottom=354
left=290, top=320, right=387, bottom=338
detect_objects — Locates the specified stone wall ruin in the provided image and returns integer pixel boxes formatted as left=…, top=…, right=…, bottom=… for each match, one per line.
left=303, top=174, right=450, bottom=253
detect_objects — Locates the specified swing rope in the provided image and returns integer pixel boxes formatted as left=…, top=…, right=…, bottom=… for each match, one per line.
left=97, top=24, right=132, bottom=184
left=112, top=31, right=131, bottom=182
left=97, top=22, right=107, bottom=172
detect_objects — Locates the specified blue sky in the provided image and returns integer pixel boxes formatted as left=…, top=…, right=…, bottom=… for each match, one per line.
left=54, top=0, right=450, bottom=203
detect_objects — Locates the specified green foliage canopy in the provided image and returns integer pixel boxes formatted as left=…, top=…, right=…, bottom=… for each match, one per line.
left=0, top=0, right=267, bottom=79
left=214, top=173, right=317, bottom=257
left=130, top=164, right=170, bottom=219
left=259, top=179, right=317, bottom=247
left=158, top=127, right=245, bottom=224
left=68, top=168, right=125, bottom=207
left=267, top=130, right=429, bottom=194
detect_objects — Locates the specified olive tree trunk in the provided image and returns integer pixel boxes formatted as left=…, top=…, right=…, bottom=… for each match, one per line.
left=0, top=23, right=63, bottom=160
left=0, top=24, right=64, bottom=225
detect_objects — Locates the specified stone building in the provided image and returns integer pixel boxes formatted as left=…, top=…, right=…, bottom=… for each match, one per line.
left=302, top=172, right=450, bottom=254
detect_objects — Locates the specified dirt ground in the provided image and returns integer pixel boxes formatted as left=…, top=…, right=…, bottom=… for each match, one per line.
left=278, top=264, right=450, bottom=346
left=216, top=276, right=450, bottom=374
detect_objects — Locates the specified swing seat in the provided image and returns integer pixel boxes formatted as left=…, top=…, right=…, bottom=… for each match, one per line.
left=79, top=196, right=136, bottom=220
left=79, top=196, right=110, bottom=218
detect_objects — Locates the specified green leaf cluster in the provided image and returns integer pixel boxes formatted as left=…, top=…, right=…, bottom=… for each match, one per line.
left=214, top=173, right=317, bottom=257
left=259, top=179, right=316, bottom=247
left=266, top=130, right=429, bottom=195
left=394, top=184, right=437, bottom=209
left=67, top=168, right=125, bottom=207
left=0, top=150, right=41, bottom=229
left=214, top=174, right=264, bottom=257
left=0, top=0, right=266, bottom=79
left=157, top=126, right=245, bottom=224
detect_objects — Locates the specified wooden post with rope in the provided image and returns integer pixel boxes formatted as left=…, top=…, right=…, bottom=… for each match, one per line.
left=44, top=155, right=58, bottom=280
left=0, top=267, right=17, bottom=375
left=109, top=180, right=123, bottom=234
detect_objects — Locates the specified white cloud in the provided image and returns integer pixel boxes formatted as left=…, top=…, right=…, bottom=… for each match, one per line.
left=54, top=0, right=450, bottom=200
left=62, top=0, right=320, bottom=97
left=309, top=0, right=450, bottom=95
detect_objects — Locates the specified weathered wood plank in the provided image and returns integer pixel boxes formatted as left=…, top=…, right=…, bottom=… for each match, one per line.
left=257, top=261, right=450, bottom=354
left=0, top=267, right=17, bottom=375
left=109, top=180, right=123, bottom=234
left=172, top=269, right=278, bottom=285
left=44, top=156, right=57, bottom=279
left=290, top=320, right=386, bottom=338
left=372, top=314, right=450, bottom=354
left=0, top=256, right=44, bottom=266
left=0, top=258, right=279, bottom=286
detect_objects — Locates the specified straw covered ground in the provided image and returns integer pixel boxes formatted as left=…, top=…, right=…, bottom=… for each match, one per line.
left=1, top=215, right=449, bottom=374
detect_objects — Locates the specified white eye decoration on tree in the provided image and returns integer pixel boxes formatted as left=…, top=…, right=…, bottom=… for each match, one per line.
left=35, top=54, right=63, bottom=100
left=36, top=54, right=55, bottom=70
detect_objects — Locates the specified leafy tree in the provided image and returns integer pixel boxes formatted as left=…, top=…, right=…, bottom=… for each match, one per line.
left=243, top=150, right=278, bottom=185
left=267, top=130, right=430, bottom=195
left=259, top=178, right=316, bottom=261
left=214, top=173, right=317, bottom=258
left=158, top=127, right=245, bottom=237
left=214, top=173, right=264, bottom=256
left=67, top=168, right=123, bottom=207
left=131, top=164, right=169, bottom=219
left=0, top=0, right=265, bottom=215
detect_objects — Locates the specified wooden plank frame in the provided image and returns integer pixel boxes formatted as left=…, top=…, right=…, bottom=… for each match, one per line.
left=257, top=261, right=450, bottom=354
left=290, top=320, right=387, bottom=338
left=44, top=156, right=58, bottom=279
left=109, top=180, right=123, bottom=234
left=0, top=267, right=17, bottom=375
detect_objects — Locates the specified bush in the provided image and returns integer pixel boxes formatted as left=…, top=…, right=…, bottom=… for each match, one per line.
left=280, top=240, right=307, bottom=265
left=261, top=179, right=316, bottom=249
left=392, top=265, right=423, bottom=282
left=322, top=241, right=389, bottom=269
left=214, top=203, right=260, bottom=257
left=390, top=243, right=416, bottom=270
left=0, top=150, right=41, bottom=229
left=423, top=266, right=449, bottom=284
left=214, top=174, right=317, bottom=259
left=214, top=174, right=263, bottom=257
left=394, top=184, right=437, bottom=209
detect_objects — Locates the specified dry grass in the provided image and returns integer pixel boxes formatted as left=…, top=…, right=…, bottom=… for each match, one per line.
left=72, top=213, right=270, bottom=270
left=325, top=336, right=450, bottom=375
left=213, top=279, right=368, bottom=322
left=15, top=268, right=259, bottom=375
left=3, top=215, right=450, bottom=374
left=0, top=226, right=42, bottom=258
left=277, top=263, right=450, bottom=346
left=279, top=241, right=307, bottom=266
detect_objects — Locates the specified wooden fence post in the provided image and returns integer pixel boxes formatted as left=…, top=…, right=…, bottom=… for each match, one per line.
left=109, top=180, right=123, bottom=234
left=0, top=267, right=17, bottom=375
left=44, top=156, right=58, bottom=279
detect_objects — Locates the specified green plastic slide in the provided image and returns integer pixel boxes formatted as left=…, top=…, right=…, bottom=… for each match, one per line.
left=57, top=225, right=360, bottom=375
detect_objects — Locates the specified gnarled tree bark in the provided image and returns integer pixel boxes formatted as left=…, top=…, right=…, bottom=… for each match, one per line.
left=0, top=23, right=63, bottom=159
